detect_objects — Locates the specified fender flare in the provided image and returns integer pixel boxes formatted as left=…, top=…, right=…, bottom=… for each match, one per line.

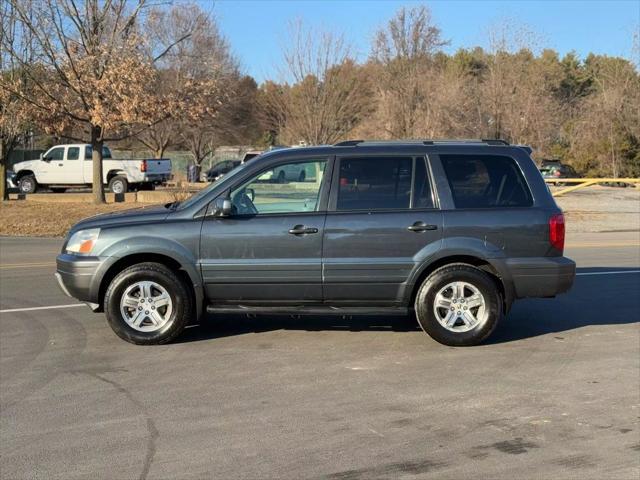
left=93, top=237, right=204, bottom=319
left=405, top=237, right=515, bottom=311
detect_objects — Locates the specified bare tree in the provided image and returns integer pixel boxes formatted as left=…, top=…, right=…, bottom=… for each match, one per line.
left=148, top=4, right=236, bottom=172
left=369, top=5, right=448, bottom=138
left=262, top=20, right=370, bottom=145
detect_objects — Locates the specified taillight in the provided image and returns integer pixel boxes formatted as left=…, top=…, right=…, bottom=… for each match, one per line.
left=553, top=170, right=561, bottom=177
left=549, top=213, right=565, bottom=252
left=140, top=159, right=147, bottom=172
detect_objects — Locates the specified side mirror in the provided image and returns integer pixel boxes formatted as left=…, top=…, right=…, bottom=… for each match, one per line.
left=212, top=197, right=232, bottom=217
left=39, top=153, right=43, bottom=160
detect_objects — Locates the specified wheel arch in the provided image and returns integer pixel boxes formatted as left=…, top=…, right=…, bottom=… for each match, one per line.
left=408, top=254, right=512, bottom=313
left=15, top=169, right=35, bottom=181
left=96, top=251, right=203, bottom=319
left=106, top=170, right=126, bottom=182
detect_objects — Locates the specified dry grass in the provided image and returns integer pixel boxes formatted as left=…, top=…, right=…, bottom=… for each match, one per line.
left=0, top=201, right=135, bottom=237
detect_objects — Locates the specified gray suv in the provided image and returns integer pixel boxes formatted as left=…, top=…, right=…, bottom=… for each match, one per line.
left=56, top=140, right=575, bottom=346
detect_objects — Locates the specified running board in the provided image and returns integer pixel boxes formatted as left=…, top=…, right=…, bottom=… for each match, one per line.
left=206, top=305, right=409, bottom=316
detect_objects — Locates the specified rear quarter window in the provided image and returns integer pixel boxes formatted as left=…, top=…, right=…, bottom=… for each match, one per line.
left=440, top=154, right=532, bottom=208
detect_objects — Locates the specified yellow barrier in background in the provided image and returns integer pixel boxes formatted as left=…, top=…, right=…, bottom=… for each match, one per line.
left=545, top=178, right=640, bottom=196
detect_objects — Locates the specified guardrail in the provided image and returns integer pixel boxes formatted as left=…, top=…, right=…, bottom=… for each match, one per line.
left=545, top=178, right=640, bottom=196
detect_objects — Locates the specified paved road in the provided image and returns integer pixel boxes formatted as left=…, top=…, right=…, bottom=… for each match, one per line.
left=1, top=233, right=639, bottom=479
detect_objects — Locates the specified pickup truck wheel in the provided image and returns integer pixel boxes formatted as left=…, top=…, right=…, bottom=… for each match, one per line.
left=414, top=264, right=502, bottom=346
left=108, top=176, right=128, bottom=194
left=19, top=175, right=37, bottom=194
left=104, top=262, right=193, bottom=345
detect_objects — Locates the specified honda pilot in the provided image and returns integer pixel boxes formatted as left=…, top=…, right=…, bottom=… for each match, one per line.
left=55, top=140, right=575, bottom=346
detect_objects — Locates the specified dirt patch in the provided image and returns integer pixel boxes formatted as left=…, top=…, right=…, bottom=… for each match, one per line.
left=554, top=186, right=640, bottom=233
left=0, top=201, right=135, bottom=237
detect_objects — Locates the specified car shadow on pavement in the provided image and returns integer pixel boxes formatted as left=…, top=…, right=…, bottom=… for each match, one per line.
left=177, top=314, right=419, bottom=344
left=487, top=267, right=640, bottom=344
left=176, top=267, right=639, bottom=345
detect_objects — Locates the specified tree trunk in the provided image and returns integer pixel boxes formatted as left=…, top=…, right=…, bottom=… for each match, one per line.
left=91, top=125, right=106, bottom=204
left=0, top=140, right=7, bottom=202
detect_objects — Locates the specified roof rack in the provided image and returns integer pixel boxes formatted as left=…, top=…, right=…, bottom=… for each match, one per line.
left=333, top=139, right=510, bottom=147
left=333, top=140, right=364, bottom=147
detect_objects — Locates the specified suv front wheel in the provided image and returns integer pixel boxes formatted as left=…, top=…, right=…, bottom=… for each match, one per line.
left=104, top=262, right=193, bottom=345
left=415, top=264, right=502, bottom=346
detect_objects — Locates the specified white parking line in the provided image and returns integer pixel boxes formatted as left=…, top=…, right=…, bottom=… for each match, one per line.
left=0, top=304, right=84, bottom=314
left=576, top=270, right=640, bottom=276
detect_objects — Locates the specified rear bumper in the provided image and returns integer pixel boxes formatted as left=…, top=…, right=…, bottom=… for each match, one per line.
left=141, top=174, right=170, bottom=183
left=56, top=254, right=104, bottom=303
left=507, top=256, right=576, bottom=298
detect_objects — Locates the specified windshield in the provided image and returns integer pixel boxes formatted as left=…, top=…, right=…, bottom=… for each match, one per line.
left=176, top=161, right=250, bottom=210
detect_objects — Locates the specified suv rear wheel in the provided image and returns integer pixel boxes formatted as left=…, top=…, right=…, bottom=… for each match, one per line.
left=414, top=264, right=502, bottom=346
left=104, top=262, right=193, bottom=345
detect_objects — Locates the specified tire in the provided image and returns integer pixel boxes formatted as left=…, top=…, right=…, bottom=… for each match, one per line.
left=104, top=262, right=193, bottom=345
left=414, top=264, right=502, bottom=346
left=108, top=175, right=128, bottom=194
left=51, top=187, right=67, bottom=193
left=298, top=170, right=306, bottom=182
left=19, top=174, right=37, bottom=194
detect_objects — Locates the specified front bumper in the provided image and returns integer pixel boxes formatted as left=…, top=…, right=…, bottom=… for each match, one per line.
left=507, top=256, right=576, bottom=298
left=56, top=254, right=104, bottom=304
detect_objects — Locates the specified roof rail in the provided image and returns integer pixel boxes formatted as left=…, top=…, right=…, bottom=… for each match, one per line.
left=423, top=138, right=510, bottom=146
left=333, top=139, right=511, bottom=147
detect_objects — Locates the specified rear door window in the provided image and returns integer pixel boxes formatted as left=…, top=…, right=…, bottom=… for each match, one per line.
left=336, top=157, right=413, bottom=210
left=440, top=154, right=532, bottom=208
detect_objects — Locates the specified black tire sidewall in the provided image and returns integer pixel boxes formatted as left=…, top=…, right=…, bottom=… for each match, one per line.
left=109, top=176, right=127, bottom=194
left=20, top=175, right=36, bottom=194
left=104, top=264, right=191, bottom=345
left=415, top=265, right=501, bottom=346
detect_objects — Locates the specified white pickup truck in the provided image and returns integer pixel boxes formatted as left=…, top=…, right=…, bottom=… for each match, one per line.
left=13, top=144, right=172, bottom=194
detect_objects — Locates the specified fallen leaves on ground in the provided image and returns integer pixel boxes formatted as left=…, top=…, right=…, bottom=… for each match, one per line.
left=0, top=201, right=135, bottom=237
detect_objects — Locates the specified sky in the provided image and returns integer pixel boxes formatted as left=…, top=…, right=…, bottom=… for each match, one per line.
left=202, top=0, right=639, bottom=83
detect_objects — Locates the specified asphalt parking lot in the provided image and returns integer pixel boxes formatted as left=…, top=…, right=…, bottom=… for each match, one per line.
left=1, top=233, right=639, bottom=479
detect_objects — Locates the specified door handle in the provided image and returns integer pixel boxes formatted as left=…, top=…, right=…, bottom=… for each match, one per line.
left=407, top=221, right=437, bottom=232
left=288, top=225, right=319, bottom=235
left=58, top=163, right=63, bottom=166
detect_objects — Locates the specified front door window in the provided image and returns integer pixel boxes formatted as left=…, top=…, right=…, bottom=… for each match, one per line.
left=230, top=160, right=327, bottom=215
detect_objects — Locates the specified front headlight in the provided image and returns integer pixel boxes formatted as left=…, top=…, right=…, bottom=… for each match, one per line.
left=66, top=228, right=100, bottom=255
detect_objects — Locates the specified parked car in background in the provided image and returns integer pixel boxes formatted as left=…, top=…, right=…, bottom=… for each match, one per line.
left=204, top=151, right=264, bottom=183
left=258, top=162, right=312, bottom=183
left=206, top=160, right=241, bottom=182
left=55, top=139, right=574, bottom=347
left=539, top=159, right=580, bottom=182
left=12, top=144, right=172, bottom=194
